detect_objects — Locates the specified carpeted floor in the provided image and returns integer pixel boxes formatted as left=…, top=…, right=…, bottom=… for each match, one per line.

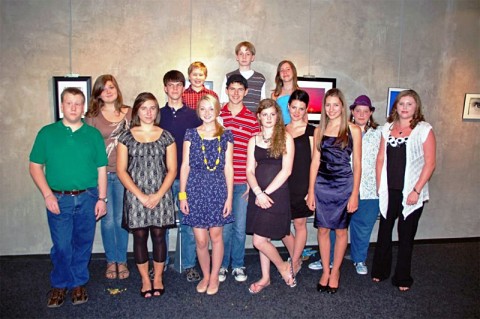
left=1, top=240, right=479, bottom=319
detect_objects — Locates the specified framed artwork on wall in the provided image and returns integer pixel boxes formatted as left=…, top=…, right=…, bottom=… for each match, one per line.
left=462, top=93, right=480, bottom=120
left=386, top=87, right=407, bottom=117
left=297, top=77, right=336, bottom=123
left=53, top=76, right=92, bottom=121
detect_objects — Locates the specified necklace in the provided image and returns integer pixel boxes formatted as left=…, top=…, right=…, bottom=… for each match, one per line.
left=391, top=123, right=410, bottom=135
left=200, top=134, right=221, bottom=172
left=262, top=133, right=272, bottom=144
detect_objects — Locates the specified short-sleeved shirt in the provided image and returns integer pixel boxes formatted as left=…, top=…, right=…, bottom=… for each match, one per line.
left=220, top=104, right=260, bottom=184
left=29, top=120, right=108, bottom=190
left=159, top=103, right=202, bottom=179
left=182, top=86, right=219, bottom=110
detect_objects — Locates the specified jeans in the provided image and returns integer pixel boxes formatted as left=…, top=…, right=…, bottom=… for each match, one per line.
left=173, top=179, right=197, bottom=271
left=47, top=187, right=98, bottom=289
left=222, top=184, right=248, bottom=269
left=349, top=199, right=379, bottom=263
left=101, top=173, right=129, bottom=263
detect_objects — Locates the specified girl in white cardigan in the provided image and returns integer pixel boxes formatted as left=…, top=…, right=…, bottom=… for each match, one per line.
left=371, top=89, right=436, bottom=292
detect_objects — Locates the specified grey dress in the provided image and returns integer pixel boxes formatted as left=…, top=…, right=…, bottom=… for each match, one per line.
left=119, top=129, right=176, bottom=230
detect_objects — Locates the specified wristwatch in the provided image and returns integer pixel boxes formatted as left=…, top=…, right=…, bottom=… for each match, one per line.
left=98, top=197, right=108, bottom=203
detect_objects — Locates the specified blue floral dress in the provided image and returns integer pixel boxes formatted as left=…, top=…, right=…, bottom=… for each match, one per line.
left=182, top=128, right=235, bottom=228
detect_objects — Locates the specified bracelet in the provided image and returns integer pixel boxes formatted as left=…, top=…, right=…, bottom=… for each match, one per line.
left=263, top=190, right=270, bottom=196
left=252, top=186, right=261, bottom=194
left=413, top=187, right=420, bottom=195
left=44, top=193, right=53, bottom=199
left=178, top=192, right=187, bottom=200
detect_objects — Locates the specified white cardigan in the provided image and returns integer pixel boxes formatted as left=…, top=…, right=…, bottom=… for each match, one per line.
left=378, top=121, right=432, bottom=218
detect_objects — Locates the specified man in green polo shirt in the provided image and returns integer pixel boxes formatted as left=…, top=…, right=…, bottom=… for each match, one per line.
left=29, top=87, right=108, bottom=308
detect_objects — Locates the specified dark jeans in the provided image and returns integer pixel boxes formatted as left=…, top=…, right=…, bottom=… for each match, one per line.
left=371, top=189, right=423, bottom=287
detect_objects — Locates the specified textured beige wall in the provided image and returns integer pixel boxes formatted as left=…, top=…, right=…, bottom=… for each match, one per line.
left=0, top=0, right=478, bottom=255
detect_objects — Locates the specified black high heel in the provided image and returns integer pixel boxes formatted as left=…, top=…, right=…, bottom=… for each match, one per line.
left=327, top=285, right=338, bottom=294
left=152, top=287, right=164, bottom=297
left=316, top=283, right=328, bottom=292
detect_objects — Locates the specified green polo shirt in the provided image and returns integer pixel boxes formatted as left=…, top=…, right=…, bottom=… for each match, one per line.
left=29, top=120, right=108, bottom=190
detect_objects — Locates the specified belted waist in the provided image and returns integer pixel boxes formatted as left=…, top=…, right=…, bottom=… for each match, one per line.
left=51, top=189, right=86, bottom=196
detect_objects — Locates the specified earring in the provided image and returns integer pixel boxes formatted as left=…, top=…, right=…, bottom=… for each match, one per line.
left=352, top=118, right=355, bottom=123
left=367, top=119, right=370, bottom=126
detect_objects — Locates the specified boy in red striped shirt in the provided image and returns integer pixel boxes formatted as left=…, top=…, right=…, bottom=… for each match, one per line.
left=219, top=74, right=260, bottom=283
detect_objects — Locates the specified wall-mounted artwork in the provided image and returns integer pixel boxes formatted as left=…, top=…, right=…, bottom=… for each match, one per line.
left=462, top=93, right=480, bottom=120
left=53, top=76, right=92, bottom=121
left=386, top=87, right=407, bottom=117
left=297, top=77, right=336, bottom=123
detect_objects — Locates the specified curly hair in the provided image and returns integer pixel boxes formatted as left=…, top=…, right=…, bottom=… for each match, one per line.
left=256, top=99, right=286, bottom=158
left=387, top=89, right=425, bottom=128
left=316, top=88, right=349, bottom=151
left=85, top=74, right=125, bottom=118
left=196, top=94, right=224, bottom=137
left=272, top=60, right=299, bottom=98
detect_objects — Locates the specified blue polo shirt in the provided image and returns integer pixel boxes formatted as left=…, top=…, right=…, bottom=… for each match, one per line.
left=160, top=103, right=201, bottom=179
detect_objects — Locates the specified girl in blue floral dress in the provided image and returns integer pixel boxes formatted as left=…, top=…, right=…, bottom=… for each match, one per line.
left=179, top=94, right=234, bottom=295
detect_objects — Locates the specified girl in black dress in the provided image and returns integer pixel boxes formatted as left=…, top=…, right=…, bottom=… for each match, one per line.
left=281, top=90, right=315, bottom=275
left=245, top=99, right=295, bottom=294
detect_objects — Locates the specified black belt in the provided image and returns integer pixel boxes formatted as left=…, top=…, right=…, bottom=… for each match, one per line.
left=52, top=189, right=86, bottom=195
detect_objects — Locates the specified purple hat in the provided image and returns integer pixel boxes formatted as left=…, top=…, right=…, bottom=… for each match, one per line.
left=349, top=95, right=375, bottom=111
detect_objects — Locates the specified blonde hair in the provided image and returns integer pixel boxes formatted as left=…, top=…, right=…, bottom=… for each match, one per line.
left=196, top=94, right=224, bottom=137
left=256, top=99, right=286, bottom=158
left=316, top=88, right=349, bottom=151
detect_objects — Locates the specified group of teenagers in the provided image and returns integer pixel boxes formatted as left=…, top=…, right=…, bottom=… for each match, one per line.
left=29, top=41, right=436, bottom=308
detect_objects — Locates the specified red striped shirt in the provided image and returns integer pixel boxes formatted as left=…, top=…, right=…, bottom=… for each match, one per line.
left=220, top=104, right=260, bottom=184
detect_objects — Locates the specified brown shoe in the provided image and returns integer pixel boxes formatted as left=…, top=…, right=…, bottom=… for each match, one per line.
left=47, top=288, right=67, bottom=308
left=71, top=286, right=88, bottom=305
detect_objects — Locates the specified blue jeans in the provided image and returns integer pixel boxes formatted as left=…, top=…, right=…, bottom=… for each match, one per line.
left=101, top=173, right=129, bottom=263
left=349, top=199, right=379, bottom=263
left=47, top=187, right=98, bottom=289
left=222, top=184, right=247, bottom=269
left=173, top=179, right=197, bottom=271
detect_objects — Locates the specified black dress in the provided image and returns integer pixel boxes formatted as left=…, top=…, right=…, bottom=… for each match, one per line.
left=246, top=144, right=291, bottom=240
left=289, top=124, right=315, bottom=219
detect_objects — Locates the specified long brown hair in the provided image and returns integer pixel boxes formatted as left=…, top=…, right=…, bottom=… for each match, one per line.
left=85, top=74, right=125, bottom=117
left=316, top=88, right=349, bottom=151
left=130, top=92, right=160, bottom=128
left=272, top=60, right=299, bottom=98
left=196, top=94, right=224, bottom=137
left=387, top=89, right=425, bottom=128
left=256, top=99, right=287, bottom=158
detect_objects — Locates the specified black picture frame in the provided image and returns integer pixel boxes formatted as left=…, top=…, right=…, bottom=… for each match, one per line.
left=53, top=76, right=92, bottom=121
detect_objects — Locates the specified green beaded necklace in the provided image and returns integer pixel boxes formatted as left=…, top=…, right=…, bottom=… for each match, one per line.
left=200, top=134, right=221, bottom=172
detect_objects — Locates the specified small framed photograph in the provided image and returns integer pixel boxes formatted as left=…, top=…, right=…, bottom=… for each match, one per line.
left=297, top=77, right=336, bottom=123
left=462, top=93, right=480, bottom=120
left=53, top=76, right=92, bottom=121
left=386, top=87, right=407, bottom=117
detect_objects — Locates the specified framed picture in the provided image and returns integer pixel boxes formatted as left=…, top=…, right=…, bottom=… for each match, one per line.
left=462, top=93, right=480, bottom=120
left=53, top=76, right=92, bottom=121
left=386, top=87, right=407, bottom=117
left=297, top=77, right=336, bottom=122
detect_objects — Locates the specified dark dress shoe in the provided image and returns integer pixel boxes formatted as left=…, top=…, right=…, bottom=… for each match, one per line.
left=47, top=288, right=67, bottom=308
left=316, top=283, right=328, bottom=292
left=71, top=286, right=88, bottom=305
left=327, top=286, right=338, bottom=294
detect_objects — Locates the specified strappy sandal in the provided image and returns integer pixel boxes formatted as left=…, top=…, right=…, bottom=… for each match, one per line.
left=105, top=263, right=117, bottom=280
left=117, top=263, right=130, bottom=280
left=248, top=281, right=271, bottom=294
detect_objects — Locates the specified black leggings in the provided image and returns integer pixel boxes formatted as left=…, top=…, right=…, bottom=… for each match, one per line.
left=132, top=226, right=167, bottom=264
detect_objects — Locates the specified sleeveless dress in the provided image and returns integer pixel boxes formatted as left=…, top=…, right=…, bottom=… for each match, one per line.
left=119, top=129, right=176, bottom=231
left=276, top=95, right=291, bottom=124
left=314, top=131, right=353, bottom=229
left=182, top=128, right=235, bottom=228
left=289, top=124, right=315, bottom=219
left=246, top=141, right=291, bottom=240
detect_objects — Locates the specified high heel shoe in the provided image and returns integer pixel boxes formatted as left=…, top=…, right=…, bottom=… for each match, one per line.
left=316, top=283, right=328, bottom=292
left=327, top=285, right=338, bottom=294
left=152, top=287, right=164, bottom=297
left=287, top=258, right=297, bottom=288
